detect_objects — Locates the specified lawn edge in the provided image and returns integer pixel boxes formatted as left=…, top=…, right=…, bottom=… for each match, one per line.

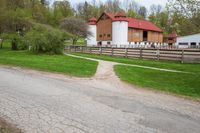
left=0, top=64, right=98, bottom=79
left=113, top=65, right=200, bottom=102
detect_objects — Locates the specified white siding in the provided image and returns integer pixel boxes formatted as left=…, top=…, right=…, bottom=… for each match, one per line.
left=87, top=25, right=97, bottom=46
left=112, top=21, right=128, bottom=46
left=175, top=33, right=200, bottom=48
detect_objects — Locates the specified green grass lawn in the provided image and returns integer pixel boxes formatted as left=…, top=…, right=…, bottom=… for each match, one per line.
left=0, top=44, right=97, bottom=77
left=115, top=65, right=200, bottom=98
left=73, top=53, right=200, bottom=74
left=72, top=53, right=200, bottom=98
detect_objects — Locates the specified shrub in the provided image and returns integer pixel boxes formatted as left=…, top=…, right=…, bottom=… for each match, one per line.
left=0, top=33, right=28, bottom=50
left=25, top=23, right=69, bottom=54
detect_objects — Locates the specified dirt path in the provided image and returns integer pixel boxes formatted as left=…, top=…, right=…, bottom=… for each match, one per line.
left=66, top=54, right=191, bottom=74
left=0, top=55, right=200, bottom=132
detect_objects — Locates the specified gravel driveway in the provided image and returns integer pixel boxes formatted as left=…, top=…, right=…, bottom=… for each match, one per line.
left=0, top=59, right=200, bottom=133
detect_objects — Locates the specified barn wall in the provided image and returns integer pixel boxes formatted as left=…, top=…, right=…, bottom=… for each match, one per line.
left=148, top=31, right=163, bottom=43
left=97, top=16, right=112, bottom=41
left=128, top=28, right=163, bottom=43
left=128, top=28, right=143, bottom=42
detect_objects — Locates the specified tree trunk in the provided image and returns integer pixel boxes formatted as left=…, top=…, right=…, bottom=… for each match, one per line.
left=72, top=39, right=77, bottom=45
left=0, top=39, right=3, bottom=49
left=11, top=39, right=17, bottom=50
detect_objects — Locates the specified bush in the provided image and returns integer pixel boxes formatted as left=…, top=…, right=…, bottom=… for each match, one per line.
left=0, top=33, right=28, bottom=50
left=25, top=23, right=69, bottom=54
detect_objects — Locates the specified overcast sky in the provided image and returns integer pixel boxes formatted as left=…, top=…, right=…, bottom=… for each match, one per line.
left=54, top=0, right=168, bottom=9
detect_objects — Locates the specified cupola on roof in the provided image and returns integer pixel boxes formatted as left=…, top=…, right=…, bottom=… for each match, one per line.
left=89, top=17, right=97, bottom=22
left=88, top=17, right=97, bottom=25
left=115, top=12, right=126, bottom=18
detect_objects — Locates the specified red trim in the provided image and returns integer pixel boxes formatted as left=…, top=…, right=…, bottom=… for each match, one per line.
left=88, top=17, right=97, bottom=25
left=89, top=17, right=97, bottom=21
left=88, top=22, right=96, bottom=25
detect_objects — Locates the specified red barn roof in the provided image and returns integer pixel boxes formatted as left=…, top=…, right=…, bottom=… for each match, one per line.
left=88, top=17, right=97, bottom=25
left=96, top=12, right=162, bottom=32
left=127, top=18, right=162, bottom=32
left=89, top=17, right=97, bottom=21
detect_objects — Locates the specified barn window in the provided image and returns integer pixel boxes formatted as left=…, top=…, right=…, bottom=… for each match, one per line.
left=107, top=34, right=111, bottom=37
left=190, top=42, right=197, bottom=48
left=179, top=43, right=188, bottom=45
left=107, top=42, right=111, bottom=45
left=99, top=35, right=102, bottom=38
left=134, top=32, right=140, bottom=37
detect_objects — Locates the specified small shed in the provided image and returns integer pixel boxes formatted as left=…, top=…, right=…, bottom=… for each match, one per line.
left=175, top=33, right=200, bottom=49
left=164, top=32, right=178, bottom=47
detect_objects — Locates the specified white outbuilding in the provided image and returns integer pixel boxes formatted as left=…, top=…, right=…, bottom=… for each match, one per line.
left=175, top=33, right=200, bottom=49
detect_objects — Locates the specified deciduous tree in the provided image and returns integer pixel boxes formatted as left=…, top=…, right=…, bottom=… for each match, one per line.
left=60, top=18, right=91, bottom=45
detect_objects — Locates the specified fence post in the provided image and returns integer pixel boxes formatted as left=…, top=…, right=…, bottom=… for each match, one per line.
left=140, top=48, right=143, bottom=59
left=74, top=46, right=77, bottom=52
left=89, top=47, right=92, bottom=54
left=111, top=47, right=114, bottom=56
left=125, top=48, right=128, bottom=58
left=100, top=47, right=102, bottom=55
left=181, top=50, right=184, bottom=63
left=157, top=48, right=160, bottom=60
left=81, top=46, right=84, bottom=53
left=69, top=45, right=71, bottom=53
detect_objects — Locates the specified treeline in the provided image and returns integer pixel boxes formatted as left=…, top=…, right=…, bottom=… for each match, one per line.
left=0, top=0, right=199, bottom=53
left=73, top=0, right=200, bottom=36
left=0, top=0, right=89, bottom=53
left=1, top=0, right=199, bottom=35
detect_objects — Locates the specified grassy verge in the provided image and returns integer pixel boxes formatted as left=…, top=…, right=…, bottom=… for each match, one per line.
left=0, top=118, right=22, bottom=133
left=72, top=53, right=200, bottom=74
left=0, top=44, right=97, bottom=77
left=72, top=53, right=200, bottom=98
left=115, top=65, right=200, bottom=99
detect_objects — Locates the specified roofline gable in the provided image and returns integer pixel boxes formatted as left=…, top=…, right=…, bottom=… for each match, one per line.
left=96, top=12, right=113, bottom=23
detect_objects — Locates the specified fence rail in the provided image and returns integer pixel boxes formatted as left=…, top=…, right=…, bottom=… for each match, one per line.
left=65, top=45, right=200, bottom=63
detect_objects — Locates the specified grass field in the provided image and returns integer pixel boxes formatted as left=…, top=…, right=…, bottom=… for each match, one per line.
left=0, top=43, right=97, bottom=77
left=72, top=53, right=200, bottom=98
left=73, top=53, right=200, bottom=74
left=115, top=65, right=200, bottom=98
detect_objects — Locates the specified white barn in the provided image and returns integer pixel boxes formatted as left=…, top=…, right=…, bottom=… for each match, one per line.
left=175, top=33, right=200, bottom=49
